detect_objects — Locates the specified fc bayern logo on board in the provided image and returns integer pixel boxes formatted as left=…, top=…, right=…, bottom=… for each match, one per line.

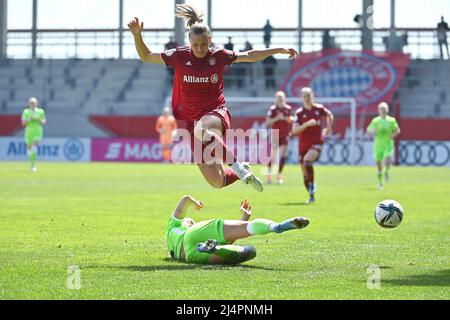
left=211, top=74, right=219, bottom=83
left=284, top=51, right=398, bottom=106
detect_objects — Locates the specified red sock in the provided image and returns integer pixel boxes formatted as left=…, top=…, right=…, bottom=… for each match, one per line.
left=304, top=161, right=314, bottom=192
left=203, top=130, right=237, bottom=165
left=278, top=157, right=287, bottom=174
left=223, top=168, right=239, bottom=187
left=303, top=176, right=310, bottom=191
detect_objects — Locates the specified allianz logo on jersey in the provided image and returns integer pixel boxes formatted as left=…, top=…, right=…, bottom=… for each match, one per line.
left=183, top=74, right=219, bottom=84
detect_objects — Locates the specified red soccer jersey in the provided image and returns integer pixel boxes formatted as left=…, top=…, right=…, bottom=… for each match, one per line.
left=266, top=104, right=293, bottom=138
left=161, top=46, right=237, bottom=121
left=294, top=104, right=329, bottom=150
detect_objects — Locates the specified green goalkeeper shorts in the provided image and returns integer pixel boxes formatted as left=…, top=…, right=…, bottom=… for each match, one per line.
left=25, top=128, right=43, bottom=145
left=183, top=219, right=227, bottom=264
left=373, top=144, right=394, bottom=162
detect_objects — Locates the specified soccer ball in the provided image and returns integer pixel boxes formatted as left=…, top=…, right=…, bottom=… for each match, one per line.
left=374, top=200, right=404, bottom=228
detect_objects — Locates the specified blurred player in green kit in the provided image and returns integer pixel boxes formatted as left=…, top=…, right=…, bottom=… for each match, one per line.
left=21, top=97, right=46, bottom=172
left=367, top=102, right=401, bottom=190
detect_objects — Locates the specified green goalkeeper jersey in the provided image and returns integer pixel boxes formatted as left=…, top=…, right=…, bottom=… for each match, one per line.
left=166, top=215, right=187, bottom=259
left=21, top=107, right=46, bottom=134
left=367, top=115, right=398, bottom=149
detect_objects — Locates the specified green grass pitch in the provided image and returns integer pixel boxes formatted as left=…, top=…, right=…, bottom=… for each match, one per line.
left=0, top=162, right=448, bottom=299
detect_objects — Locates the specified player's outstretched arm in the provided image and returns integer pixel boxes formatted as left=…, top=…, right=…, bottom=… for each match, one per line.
left=128, top=17, right=164, bottom=64
left=235, top=47, right=299, bottom=63
left=226, top=199, right=252, bottom=245
left=240, top=199, right=252, bottom=221
left=173, top=195, right=204, bottom=219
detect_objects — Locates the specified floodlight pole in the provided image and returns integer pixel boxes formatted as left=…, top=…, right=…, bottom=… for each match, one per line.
left=362, top=0, right=373, bottom=50
left=207, top=0, right=212, bottom=30
left=175, top=0, right=185, bottom=46
left=386, top=0, right=402, bottom=51
left=0, top=0, right=7, bottom=59
left=118, top=0, right=124, bottom=59
left=390, top=0, right=396, bottom=35
left=31, top=0, right=38, bottom=59
left=298, top=0, right=303, bottom=53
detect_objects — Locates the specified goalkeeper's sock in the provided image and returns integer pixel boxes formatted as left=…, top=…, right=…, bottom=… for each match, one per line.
left=246, top=219, right=276, bottom=235
left=28, top=146, right=37, bottom=166
left=377, top=170, right=384, bottom=188
left=304, top=161, right=315, bottom=194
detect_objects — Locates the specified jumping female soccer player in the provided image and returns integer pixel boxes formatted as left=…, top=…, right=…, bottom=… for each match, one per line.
left=128, top=4, right=298, bottom=192
left=265, top=91, right=293, bottom=184
left=21, top=97, right=46, bottom=172
left=166, top=195, right=310, bottom=264
left=366, top=102, right=401, bottom=190
left=292, top=88, right=334, bottom=204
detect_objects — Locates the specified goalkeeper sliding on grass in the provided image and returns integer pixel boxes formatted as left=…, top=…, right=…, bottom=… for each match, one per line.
left=166, top=195, right=310, bottom=264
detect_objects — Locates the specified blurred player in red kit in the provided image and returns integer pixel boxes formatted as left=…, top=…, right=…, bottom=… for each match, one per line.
left=292, top=88, right=334, bottom=204
left=128, top=4, right=299, bottom=192
left=265, top=91, right=293, bottom=184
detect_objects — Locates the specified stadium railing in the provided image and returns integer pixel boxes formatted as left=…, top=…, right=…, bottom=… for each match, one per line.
left=6, top=28, right=441, bottom=60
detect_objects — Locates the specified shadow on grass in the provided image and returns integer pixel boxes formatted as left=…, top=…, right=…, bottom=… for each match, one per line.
left=383, top=269, right=450, bottom=287
left=278, top=202, right=311, bottom=206
left=83, top=259, right=285, bottom=272
left=366, top=187, right=381, bottom=191
left=119, top=264, right=281, bottom=272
